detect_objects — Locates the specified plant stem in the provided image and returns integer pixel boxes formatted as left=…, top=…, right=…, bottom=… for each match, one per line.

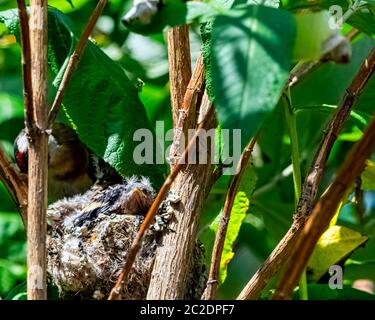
left=282, top=93, right=301, bottom=205
left=282, top=91, right=308, bottom=300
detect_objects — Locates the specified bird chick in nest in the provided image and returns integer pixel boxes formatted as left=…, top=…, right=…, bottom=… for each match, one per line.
left=46, top=176, right=206, bottom=299
left=48, top=176, right=155, bottom=232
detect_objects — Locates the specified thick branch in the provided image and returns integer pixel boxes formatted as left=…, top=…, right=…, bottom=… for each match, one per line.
left=237, top=46, right=375, bottom=300
left=168, top=25, right=192, bottom=126
left=0, top=149, right=28, bottom=225
left=204, top=135, right=257, bottom=300
left=108, top=106, right=215, bottom=300
left=146, top=97, right=216, bottom=299
left=273, top=115, right=375, bottom=299
left=169, top=54, right=205, bottom=166
left=48, top=0, right=108, bottom=127
left=27, top=0, right=48, bottom=300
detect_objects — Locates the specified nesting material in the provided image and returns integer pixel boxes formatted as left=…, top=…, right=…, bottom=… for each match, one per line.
left=46, top=176, right=207, bottom=299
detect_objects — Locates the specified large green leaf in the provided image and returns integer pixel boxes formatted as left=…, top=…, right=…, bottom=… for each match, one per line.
left=209, top=6, right=295, bottom=150
left=0, top=8, right=166, bottom=187
left=308, top=225, right=368, bottom=282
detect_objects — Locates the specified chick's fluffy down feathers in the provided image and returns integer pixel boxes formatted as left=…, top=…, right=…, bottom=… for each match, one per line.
left=46, top=176, right=207, bottom=299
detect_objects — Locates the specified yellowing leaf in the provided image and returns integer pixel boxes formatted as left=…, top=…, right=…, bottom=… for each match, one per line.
left=210, top=191, right=249, bottom=284
left=329, top=200, right=344, bottom=227
left=210, top=162, right=257, bottom=284
left=361, top=160, right=375, bottom=190
left=308, top=226, right=368, bottom=282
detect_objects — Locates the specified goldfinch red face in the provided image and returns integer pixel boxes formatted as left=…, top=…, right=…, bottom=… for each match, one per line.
left=14, top=129, right=29, bottom=173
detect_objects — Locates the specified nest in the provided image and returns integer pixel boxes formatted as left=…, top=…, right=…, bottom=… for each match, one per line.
left=46, top=180, right=207, bottom=300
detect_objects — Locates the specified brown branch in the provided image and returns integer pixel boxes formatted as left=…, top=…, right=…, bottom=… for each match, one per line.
left=47, top=0, right=108, bottom=127
left=108, top=106, right=215, bottom=300
left=237, top=46, right=375, bottom=300
left=27, top=0, right=49, bottom=300
left=17, top=0, right=33, bottom=128
left=273, top=115, right=375, bottom=300
left=204, top=135, right=258, bottom=300
left=0, top=149, right=28, bottom=225
left=169, top=54, right=205, bottom=166
left=146, top=94, right=216, bottom=299
left=167, top=25, right=192, bottom=127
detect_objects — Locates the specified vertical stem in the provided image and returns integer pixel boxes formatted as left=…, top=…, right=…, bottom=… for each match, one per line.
left=167, top=26, right=192, bottom=125
left=282, top=92, right=308, bottom=300
left=283, top=93, right=301, bottom=204
left=27, top=0, right=48, bottom=300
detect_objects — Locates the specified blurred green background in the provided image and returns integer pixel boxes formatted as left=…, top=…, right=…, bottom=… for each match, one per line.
left=0, top=0, right=375, bottom=299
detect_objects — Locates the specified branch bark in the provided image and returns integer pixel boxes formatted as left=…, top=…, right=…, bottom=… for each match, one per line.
left=237, top=46, right=375, bottom=300
left=167, top=26, right=192, bottom=126
left=169, top=54, right=205, bottom=166
left=144, top=26, right=216, bottom=299
left=273, top=114, right=375, bottom=299
left=48, top=0, right=108, bottom=127
left=27, top=0, right=49, bottom=300
left=108, top=106, right=215, bottom=300
left=146, top=98, right=216, bottom=299
left=204, top=135, right=257, bottom=300
left=17, top=0, right=33, bottom=128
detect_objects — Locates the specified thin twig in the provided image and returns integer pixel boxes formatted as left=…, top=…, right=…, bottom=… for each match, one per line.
left=27, top=0, right=49, bottom=300
left=204, top=135, right=258, bottom=300
left=108, top=106, right=214, bottom=300
left=47, top=0, right=107, bottom=127
left=273, top=114, right=375, bottom=299
left=0, top=148, right=28, bottom=225
left=17, top=0, right=33, bottom=128
left=237, top=46, right=375, bottom=300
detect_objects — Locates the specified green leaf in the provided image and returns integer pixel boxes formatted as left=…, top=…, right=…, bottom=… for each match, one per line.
left=308, top=225, right=368, bottom=282
left=361, top=160, right=375, bottom=190
left=209, top=6, right=295, bottom=150
left=293, top=284, right=375, bottom=300
left=0, top=8, right=166, bottom=187
left=211, top=192, right=249, bottom=283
